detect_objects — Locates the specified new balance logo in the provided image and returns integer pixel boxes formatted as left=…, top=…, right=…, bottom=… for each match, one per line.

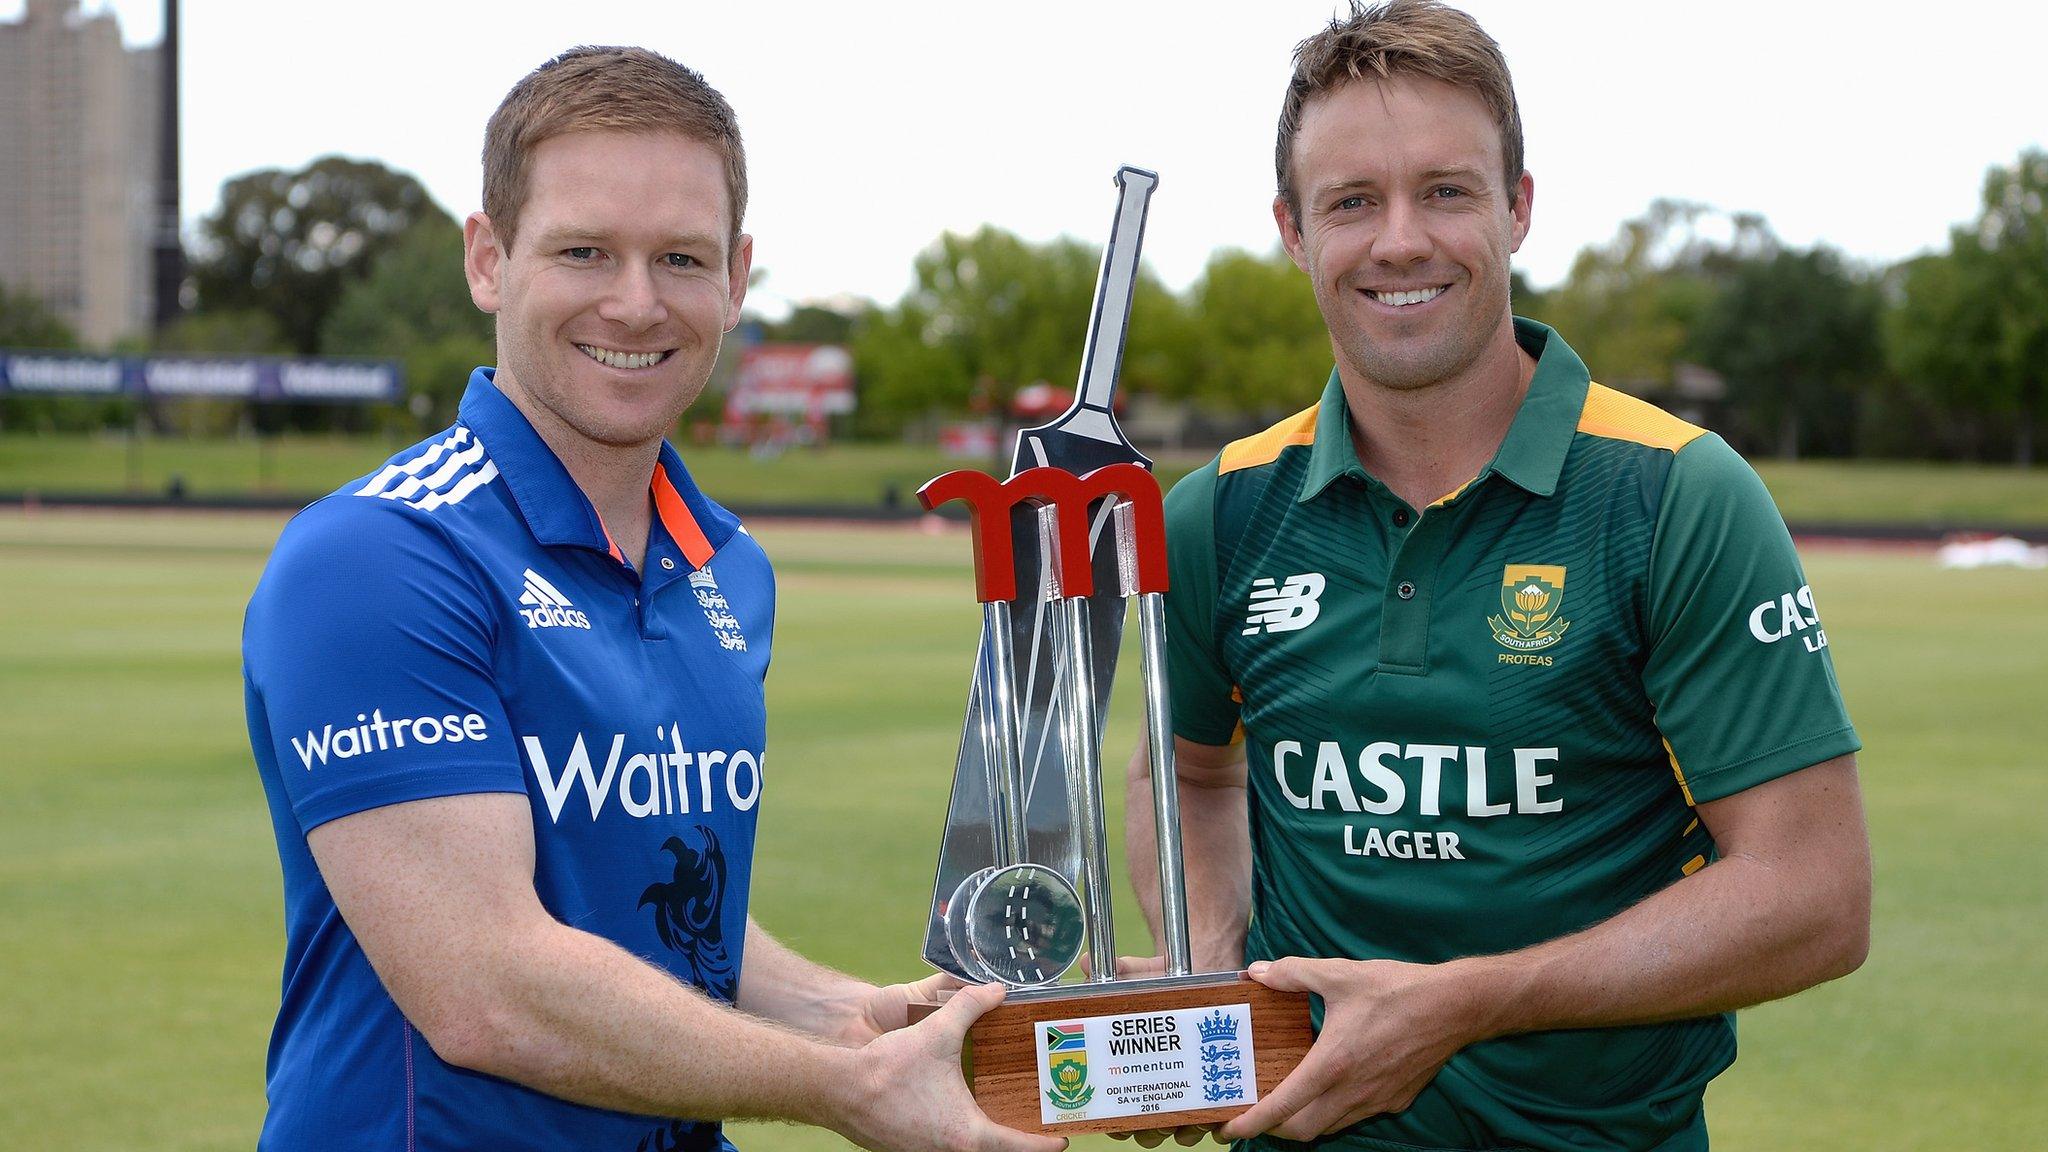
left=1243, top=573, right=1325, bottom=635
left=518, top=568, right=592, bottom=630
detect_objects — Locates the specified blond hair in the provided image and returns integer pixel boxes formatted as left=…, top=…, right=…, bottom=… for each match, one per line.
left=1276, top=0, right=1522, bottom=222
left=482, top=46, right=746, bottom=250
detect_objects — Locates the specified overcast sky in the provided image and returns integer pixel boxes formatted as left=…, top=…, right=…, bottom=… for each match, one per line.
left=37, top=0, right=2045, bottom=319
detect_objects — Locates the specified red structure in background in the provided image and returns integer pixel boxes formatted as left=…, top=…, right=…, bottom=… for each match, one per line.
left=723, top=344, right=855, bottom=446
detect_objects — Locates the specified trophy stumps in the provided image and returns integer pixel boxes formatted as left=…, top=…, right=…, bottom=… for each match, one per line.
left=917, top=463, right=1311, bottom=1136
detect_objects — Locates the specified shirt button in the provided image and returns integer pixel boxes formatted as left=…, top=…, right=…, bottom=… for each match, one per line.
left=661, top=557, right=676, bottom=570
left=1396, top=581, right=1417, bottom=600
left=1392, top=509, right=1410, bottom=527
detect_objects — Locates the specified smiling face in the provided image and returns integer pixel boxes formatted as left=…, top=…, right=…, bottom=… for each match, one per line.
left=464, top=130, right=751, bottom=453
left=1276, top=74, right=1532, bottom=394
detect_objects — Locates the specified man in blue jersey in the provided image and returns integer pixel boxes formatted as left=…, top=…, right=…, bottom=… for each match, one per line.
left=243, top=47, right=1060, bottom=1152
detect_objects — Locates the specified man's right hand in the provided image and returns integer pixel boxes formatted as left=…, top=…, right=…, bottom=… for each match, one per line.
left=832, top=982, right=1068, bottom=1152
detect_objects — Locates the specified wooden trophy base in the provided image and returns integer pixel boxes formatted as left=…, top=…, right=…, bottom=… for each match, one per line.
left=919, top=974, right=1311, bottom=1137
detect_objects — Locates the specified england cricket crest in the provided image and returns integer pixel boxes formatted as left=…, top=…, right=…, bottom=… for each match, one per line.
left=1043, top=1023, right=1094, bottom=1111
left=1489, top=564, right=1571, bottom=652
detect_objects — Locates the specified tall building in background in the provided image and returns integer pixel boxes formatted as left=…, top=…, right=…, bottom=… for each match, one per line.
left=0, top=0, right=163, bottom=348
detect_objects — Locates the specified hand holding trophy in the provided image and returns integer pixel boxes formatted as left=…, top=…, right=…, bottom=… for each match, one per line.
left=913, top=168, right=1310, bottom=1137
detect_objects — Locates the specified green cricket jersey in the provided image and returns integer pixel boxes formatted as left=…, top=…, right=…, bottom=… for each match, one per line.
left=1162, top=319, right=1859, bottom=1152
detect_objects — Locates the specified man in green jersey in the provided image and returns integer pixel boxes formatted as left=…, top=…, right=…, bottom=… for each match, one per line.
left=1121, top=3, right=1871, bottom=1149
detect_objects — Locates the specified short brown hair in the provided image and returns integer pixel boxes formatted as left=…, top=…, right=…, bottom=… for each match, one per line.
left=482, top=46, right=747, bottom=251
left=1276, top=0, right=1522, bottom=223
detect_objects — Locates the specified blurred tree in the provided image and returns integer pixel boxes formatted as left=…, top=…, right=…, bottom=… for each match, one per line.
left=1182, top=247, right=1329, bottom=414
left=1509, top=268, right=1551, bottom=318
left=154, top=309, right=290, bottom=354
left=758, top=303, right=856, bottom=345
left=0, top=282, right=76, bottom=348
left=1692, top=246, right=1880, bottom=459
left=324, top=219, right=495, bottom=428
left=1968, top=148, right=2048, bottom=465
left=849, top=226, right=1181, bottom=432
left=0, top=284, right=99, bottom=432
left=147, top=309, right=293, bottom=436
left=1526, top=200, right=1764, bottom=392
left=1886, top=150, right=2048, bottom=464
left=192, top=156, right=452, bottom=354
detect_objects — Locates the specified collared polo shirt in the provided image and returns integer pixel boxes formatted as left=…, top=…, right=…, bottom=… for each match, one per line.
left=244, top=368, right=773, bottom=1152
left=1162, top=320, right=1858, bottom=1152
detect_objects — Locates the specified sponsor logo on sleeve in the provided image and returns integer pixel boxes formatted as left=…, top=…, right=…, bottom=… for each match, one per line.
left=291, top=709, right=488, bottom=769
left=1748, top=584, right=1828, bottom=651
left=1242, top=573, right=1326, bottom=635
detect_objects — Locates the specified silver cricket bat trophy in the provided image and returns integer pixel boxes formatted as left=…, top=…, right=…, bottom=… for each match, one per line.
left=920, top=166, right=1160, bottom=983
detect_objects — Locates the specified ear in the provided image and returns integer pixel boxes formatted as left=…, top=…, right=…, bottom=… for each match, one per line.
left=1273, top=196, right=1311, bottom=274
left=723, top=233, right=754, bottom=333
left=1508, top=171, right=1535, bottom=254
left=463, top=212, right=504, bottom=314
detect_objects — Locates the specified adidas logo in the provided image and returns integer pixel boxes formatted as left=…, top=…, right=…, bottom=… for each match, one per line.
left=1243, top=572, right=1325, bottom=635
left=518, top=568, right=592, bottom=630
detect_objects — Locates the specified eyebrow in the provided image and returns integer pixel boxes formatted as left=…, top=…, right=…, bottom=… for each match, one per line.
left=1313, top=165, right=1492, bottom=198
left=530, top=227, right=725, bottom=255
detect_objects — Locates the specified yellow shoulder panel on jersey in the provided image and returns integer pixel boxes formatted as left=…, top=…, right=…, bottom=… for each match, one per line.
left=1219, top=404, right=1319, bottom=475
left=1576, top=382, right=1708, bottom=452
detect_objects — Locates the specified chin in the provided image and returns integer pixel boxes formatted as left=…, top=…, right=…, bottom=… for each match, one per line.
left=1350, top=337, right=1478, bottom=392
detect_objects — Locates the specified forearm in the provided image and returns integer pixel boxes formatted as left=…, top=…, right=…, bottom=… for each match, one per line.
left=434, top=918, right=859, bottom=1127
left=1461, top=841, right=1870, bottom=1039
left=736, top=918, right=879, bottom=1043
left=1125, top=740, right=1252, bottom=971
left=1432, top=759, right=1872, bottom=1045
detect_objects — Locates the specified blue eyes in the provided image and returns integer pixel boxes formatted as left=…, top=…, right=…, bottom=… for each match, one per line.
left=1332, top=187, right=1465, bottom=212
left=561, top=248, right=699, bottom=268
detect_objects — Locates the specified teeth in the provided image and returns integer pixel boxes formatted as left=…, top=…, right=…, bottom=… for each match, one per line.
left=577, top=344, right=666, bottom=370
left=1368, top=286, right=1447, bottom=307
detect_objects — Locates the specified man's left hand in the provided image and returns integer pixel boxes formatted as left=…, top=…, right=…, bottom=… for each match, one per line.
left=1220, top=956, right=1486, bottom=1142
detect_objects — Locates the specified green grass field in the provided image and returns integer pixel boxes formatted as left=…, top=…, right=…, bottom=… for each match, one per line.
left=4, top=431, right=2048, bottom=528
left=1, top=509, right=2043, bottom=1150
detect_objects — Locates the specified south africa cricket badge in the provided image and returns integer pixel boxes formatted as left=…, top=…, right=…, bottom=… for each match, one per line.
left=1491, top=563, right=1572, bottom=652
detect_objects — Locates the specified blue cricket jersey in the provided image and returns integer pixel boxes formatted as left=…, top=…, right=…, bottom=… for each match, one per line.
left=243, top=369, right=774, bottom=1152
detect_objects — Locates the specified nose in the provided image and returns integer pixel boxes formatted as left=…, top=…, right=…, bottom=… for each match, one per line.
left=599, top=261, right=668, bottom=330
left=1369, top=199, right=1431, bottom=267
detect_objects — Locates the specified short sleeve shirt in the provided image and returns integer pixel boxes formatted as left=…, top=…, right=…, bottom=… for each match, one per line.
left=1162, top=320, right=1858, bottom=1152
left=243, top=369, right=773, bottom=1152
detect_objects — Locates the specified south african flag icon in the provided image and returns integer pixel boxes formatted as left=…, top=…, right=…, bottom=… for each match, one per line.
left=1044, top=1022, right=1093, bottom=1110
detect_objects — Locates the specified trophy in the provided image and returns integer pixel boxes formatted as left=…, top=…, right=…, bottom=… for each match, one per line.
left=913, top=167, right=1310, bottom=1137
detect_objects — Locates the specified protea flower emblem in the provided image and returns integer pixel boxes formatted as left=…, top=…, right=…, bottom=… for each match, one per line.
left=1490, top=564, right=1572, bottom=652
